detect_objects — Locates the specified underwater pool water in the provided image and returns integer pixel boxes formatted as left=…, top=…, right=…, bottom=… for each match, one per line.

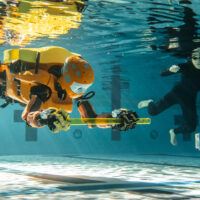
left=0, top=0, right=200, bottom=198
left=0, top=0, right=199, bottom=155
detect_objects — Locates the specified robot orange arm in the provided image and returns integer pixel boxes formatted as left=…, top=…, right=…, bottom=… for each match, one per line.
left=77, top=100, right=113, bottom=128
left=25, top=111, right=43, bottom=128
left=22, top=95, right=38, bottom=120
left=76, top=91, right=139, bottom=131
left=22, top=95, right=43, bottom=128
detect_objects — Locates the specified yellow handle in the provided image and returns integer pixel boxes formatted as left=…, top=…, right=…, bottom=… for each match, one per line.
left=69, top=118, right=151, bottom=125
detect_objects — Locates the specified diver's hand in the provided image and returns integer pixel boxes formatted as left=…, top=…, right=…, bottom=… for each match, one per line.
left=112, top=109, right=139, bottom=131
left=38, top=108, right=70, bottom=133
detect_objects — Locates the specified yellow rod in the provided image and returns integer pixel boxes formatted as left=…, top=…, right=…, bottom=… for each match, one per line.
left=69, top=118, right=151, bottom=125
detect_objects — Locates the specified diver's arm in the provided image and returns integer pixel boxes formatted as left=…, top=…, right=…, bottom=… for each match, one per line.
left=160, top=65, right=180, bottom=76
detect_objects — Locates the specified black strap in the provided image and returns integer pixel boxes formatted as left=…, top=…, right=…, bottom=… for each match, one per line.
left=14, top=78, right=21, bottom=96
left=55, top=82, right=66, bottom=100
left=0, top=70, right=21, bottom=109
left=30, top=84, right=51, bottom=102
left=0, top=70, right=6, bottom=80
left=48, top=65, right=62, bottom=78
left=76, top=91, right=95, bottom=107
left=35, top=52, right=40, bottom=74
left=0, top=97, right=12, bottom=108
left=0, top=70, right=6, bottom=97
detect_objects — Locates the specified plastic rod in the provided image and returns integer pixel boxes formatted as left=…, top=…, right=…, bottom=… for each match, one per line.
left=69, top=118, right=151, bottom=125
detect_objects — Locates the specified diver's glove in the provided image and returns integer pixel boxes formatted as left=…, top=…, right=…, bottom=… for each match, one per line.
left=112, top=109, right=139, bottom=131
left=36, top=108, right=70, bottom=133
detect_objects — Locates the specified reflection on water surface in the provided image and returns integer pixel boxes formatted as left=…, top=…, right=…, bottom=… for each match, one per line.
left=0, top=0, right=87, bottom=46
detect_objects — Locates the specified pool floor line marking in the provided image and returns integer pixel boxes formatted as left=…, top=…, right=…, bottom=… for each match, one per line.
left=61, top=155, right=200, bottom=169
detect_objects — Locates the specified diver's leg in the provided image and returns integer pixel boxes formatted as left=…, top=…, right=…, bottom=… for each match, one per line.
left=138, top=84, right=180, bottom=114
left=170, top=91, right=197, bottom=146
left=174, top=93, right=197, bottom=135
left=147, top=89, right=178, bottom=116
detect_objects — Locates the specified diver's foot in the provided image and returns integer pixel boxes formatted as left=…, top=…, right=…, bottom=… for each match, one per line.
left=138, top=99, right=153, bottom=109
left=169, top=129, right=177, bottom=146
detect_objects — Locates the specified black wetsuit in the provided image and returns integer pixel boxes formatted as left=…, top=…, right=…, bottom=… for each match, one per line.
left=148, top=61, right=200, bottom=135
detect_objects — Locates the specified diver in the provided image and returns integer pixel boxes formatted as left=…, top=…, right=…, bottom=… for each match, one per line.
left=0, top=46, right=138, bottom=133
left=138, top=48, right=200, bottom=146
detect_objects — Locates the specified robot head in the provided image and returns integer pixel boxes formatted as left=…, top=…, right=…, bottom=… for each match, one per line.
left=58, top=56, right=94, bottom=99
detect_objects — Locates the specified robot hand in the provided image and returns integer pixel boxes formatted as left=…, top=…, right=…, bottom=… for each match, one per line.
left=37, top=108, right=70, bottom=133
left=112, top=108, right=139, bottom=131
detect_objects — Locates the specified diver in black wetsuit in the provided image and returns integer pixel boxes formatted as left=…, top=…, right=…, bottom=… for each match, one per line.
left=138, top=48, right=200, bottom=146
